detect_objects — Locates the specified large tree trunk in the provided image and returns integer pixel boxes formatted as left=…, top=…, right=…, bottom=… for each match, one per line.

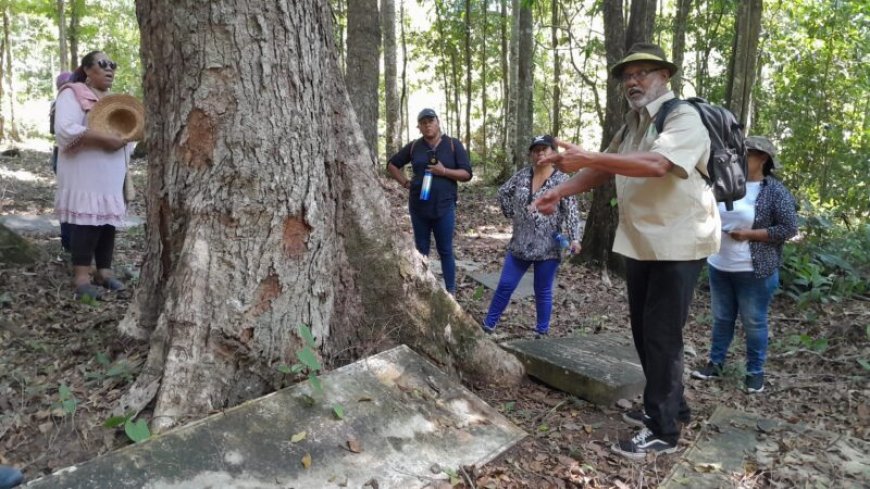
left=126, top=0, right=522, bottom=433
left=671, top=0, right=692, bottom=97
left=346, top=0, right=381, bottom=160
left=57, top=0, right=69, bottom=72
left=580, top=0, right=654, bottom=274
left=512, top=2, right=533, bottom=171
left=726, top=0, right=762, bottom=128
left=382, top=0, right=400, bottom=159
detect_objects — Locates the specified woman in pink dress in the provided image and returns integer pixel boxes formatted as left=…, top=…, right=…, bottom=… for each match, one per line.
left=54, top=50, right=130, bottom=300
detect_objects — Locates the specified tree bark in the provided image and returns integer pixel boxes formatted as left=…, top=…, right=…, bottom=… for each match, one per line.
left=126, top=0, right=522, bottom=433
left=501, top=0, right=520, bottom=180
left=400, top=0, right=409, bottom=141
left=382, top=0, right=400, bottom=159
left=68, top=0, right=83, bottom=69
left=2, top=7, right=17, bottom=141
left=513, top=2, right=533, bottom=171
left=57, top=0, right=69, bottom=72
left=499, top=0, right=509, bottom=176
left=481, top=2, right=488, bottom=176
left=726, top=0, right=762, bottom=128
left=346, top=0, right=381, bottom=160
left=625, top=0, right=656, bottom=50
left=464, top=0, right=472, bottom=149
left=671, top=0, right=692, bottom=97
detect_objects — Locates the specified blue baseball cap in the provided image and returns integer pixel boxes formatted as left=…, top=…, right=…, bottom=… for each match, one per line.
left=529, top=135, right=556, bottom=151
left=417, top=108, right=438, bottom=121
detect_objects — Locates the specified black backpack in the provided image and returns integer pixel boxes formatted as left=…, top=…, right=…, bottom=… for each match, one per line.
left=655, top=97, right=747, bottom=210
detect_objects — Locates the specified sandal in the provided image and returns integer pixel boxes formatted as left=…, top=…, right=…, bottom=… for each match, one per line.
left=96, top=277, right=126, bottom=291
left=75, top=283, right=104, bottom=301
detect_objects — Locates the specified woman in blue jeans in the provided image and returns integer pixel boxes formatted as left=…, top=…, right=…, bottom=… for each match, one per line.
left=387, top=109, right=472, bottom=294
left=482, top=135, right=581, bottom=336
left=692, top=136, right=797, bottom=392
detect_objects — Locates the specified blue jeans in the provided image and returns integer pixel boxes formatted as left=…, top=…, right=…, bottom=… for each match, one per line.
left=410, top=204, right=456, bottom=293
left=708, top=265, right=779, bottom=375
left=484, top=252, right=560, bottom=333
left=0, top=465, right=23, bottom=489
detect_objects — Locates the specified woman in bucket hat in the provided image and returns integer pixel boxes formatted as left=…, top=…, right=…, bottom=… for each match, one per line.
left=692, top=136, right=798, bottom=393
left=54, top=50, right=136, bottom=300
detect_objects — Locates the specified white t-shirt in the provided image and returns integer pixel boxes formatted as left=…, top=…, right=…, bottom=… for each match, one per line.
left=707, top=182, right=763, bottom=272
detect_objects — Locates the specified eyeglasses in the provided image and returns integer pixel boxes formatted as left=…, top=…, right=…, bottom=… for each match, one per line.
left=95, top=59, right=117, bottom=71
left=619, top=68, right=664, bottom=83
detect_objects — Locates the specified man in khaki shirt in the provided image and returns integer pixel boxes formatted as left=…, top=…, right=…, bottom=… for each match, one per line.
left=533, top=43, right=720, bottom=460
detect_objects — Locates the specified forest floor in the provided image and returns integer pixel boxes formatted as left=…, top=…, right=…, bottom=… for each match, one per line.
left=0, top=148, right=867, bottom=488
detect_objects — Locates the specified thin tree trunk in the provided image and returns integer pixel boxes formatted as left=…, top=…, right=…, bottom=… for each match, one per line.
left=551, top=0, right=561, bottom=136
left=502, top=0, right=520, bottom=179
left=2, top=8, right=17, bottom=141
left=481, top=2, right=488, bottom=176
left=346, top=0, right=381, bottom=160
left=124, top=0, right=523, bottom=433
left=57, top=0, right=69, bottom=71
left=513, top=1, right=533, bottom=171
left=0, top=4, right=5, bottom=140
left=499, top=0, right=509, bottom=169
left=68, top=0, right=82, bottom=69
left=400, top=0, right=409, bottom=142
left=464, top=0, right=472, bottom=149
left=725, top=0, right=762, bottom=128
left=334, top=0, right=347, bottom=74
left=671, top=0, right=692, bottom=97
left=434, top=1, right=453, bottom=136
left=382, top=0, right=400, bottom=158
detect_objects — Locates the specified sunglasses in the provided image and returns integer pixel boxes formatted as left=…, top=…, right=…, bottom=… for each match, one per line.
left=95, top=59, right=118, bottom=71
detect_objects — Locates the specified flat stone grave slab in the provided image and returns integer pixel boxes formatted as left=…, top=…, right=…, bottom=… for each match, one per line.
left=0, top=214, right=143, bottom=237
left=429, top=258, right=483, bottom=275
left=501, top=333, right=644, bottom=405
left=27, top=345, right=526, bottom=489
left=468, top=269, right=558, bottom=299
left=661, top=406, right=869, bottom=488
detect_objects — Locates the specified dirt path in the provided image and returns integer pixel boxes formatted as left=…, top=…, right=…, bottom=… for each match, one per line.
left=1, top=149, right=866, bottom=487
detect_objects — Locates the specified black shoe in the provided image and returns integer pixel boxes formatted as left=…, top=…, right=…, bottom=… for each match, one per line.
left=611, top=428, right=678, bottom=460
left=622, top=409, right=649, bottom=428
left=691, top=361, right=723, bottom=380
left=745, top=373, right=764, bottom=393
left=622, top=409, right=690, bottom=428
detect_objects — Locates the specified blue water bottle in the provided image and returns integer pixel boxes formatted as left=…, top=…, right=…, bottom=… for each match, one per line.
left=554, top=232, right=569, bottom=250
left=420, top=169, right=433, bottom=201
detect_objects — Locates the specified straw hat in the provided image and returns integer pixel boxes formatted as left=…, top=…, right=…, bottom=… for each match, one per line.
left=610, top=42, right=679, bottom=79
left=88, top=94, right=144, bottom=141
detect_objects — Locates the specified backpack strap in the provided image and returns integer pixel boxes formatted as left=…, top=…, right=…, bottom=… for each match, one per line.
left=654, top=98, right=686, bottom=135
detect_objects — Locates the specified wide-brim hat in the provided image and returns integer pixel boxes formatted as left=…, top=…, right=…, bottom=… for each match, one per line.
left=610, top=42, right=679, bottom=79
left=88, top=94, right=145, bottom=141
left=745, top=136, right=779, bottom=168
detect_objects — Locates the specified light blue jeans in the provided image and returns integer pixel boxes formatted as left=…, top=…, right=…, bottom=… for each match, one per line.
left=0, top=465, right=23, bottom=489
left=708, top=265, right=779, bottom=375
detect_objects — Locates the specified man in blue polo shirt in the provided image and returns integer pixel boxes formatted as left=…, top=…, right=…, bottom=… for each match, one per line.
left=387, top=108, right=473, bottom=294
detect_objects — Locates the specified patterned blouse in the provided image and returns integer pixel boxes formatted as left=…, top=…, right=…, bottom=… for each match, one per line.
left=749, top=176, right=798, bottom=278
left=498, top=166, right=582, bottom=261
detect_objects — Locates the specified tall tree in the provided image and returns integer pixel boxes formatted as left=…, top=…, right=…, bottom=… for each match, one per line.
left=499, top=0, right=509, bottom=169
left=501, top=0, right=520, bottom=180
left=671, top=0, right=692, bottom=97
left=346, top=0, right=381, bottom=159
left=579, top=0, right=655, bottom=272
left=463, top=0, right=472, bottom=148
left=125, top=0, right=522, bottom=432
left=726, top=0, right=762, bottom=128
left=57, top=0, right=69, bottom=71
left=512, top=1, right=533, bottom=170
left=2, top=5, right=17, bottom=141
left=68, top=0, right=83, bottom=68
left=382, top=0, right=401, bottom=158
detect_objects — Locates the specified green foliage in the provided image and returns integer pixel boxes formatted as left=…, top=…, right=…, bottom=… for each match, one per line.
left=104, top=412, right=151, bottom=443
left=276, top=324, right=325, bottom=397
left=780, top=208, right=869, bottom=307
left=55, top=383, right=77, bottom=416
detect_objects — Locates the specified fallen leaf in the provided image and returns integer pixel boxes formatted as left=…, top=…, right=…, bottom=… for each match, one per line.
left=615, top=399, right=632, bottom=409
left=347, top=437, right=362, bottom=453
left=291, top=431, right=306, bottom=443
left=693, top=462, right=722, bottom=473
left=301, top=452, right=312, bottom=469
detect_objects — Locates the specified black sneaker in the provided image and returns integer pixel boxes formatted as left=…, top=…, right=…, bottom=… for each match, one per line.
left=691, top=361, right=723, bottom=380
left=611, top=428, right=678, bottom=460
left=622, top=409, right=649, bottom=428
left=745, top=373, right=764, bottom=393
left=622, top=409, right=691, bottom=428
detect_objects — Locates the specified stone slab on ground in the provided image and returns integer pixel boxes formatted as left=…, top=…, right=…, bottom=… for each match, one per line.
left=468, top=269, right=558, bottom=299
left=501, top=334, right=643, bottom=405
left=429, top=258, right=483, bottom=275
left=26, top=345, right=526, bottom=489
left=661, top=406, right=869, bottom=489
left=0, top=214, right=143, bottom=236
